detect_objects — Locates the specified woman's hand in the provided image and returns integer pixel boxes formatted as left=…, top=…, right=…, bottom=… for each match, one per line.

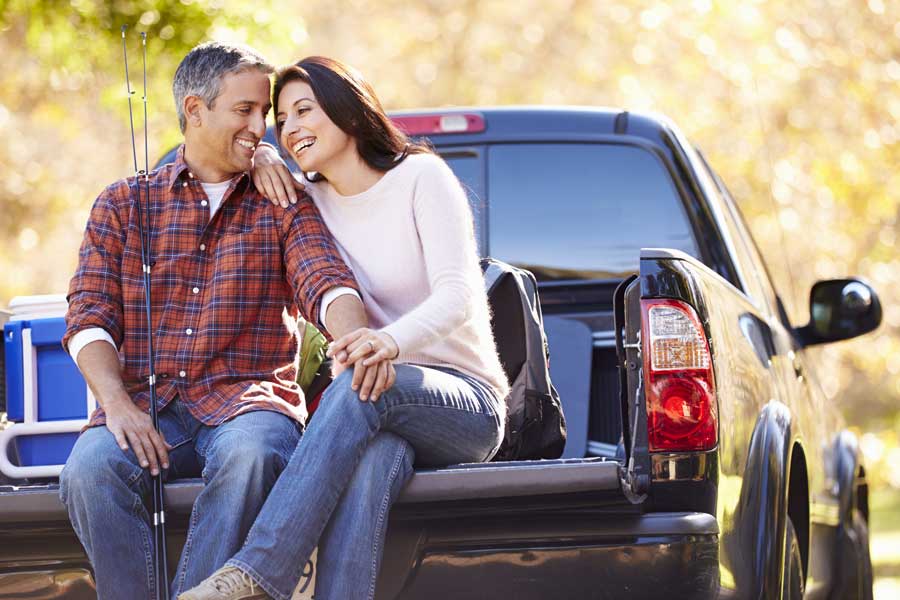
left=251, top=142, right=306, bottom=208
left=328, top=328, right=400, bottom=401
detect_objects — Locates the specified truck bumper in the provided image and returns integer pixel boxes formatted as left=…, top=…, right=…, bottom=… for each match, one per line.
left=385, top=511, right=721, bottom=600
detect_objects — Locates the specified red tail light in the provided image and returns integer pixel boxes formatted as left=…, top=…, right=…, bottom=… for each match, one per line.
left=641, top=299, right=718, bottom=452
left=391, top=113, right=485, bottom=135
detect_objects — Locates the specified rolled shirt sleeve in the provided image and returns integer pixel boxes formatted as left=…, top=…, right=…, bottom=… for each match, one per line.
left=281, top=195, right=360, bottom=331
left=68, top=327, right=117, bottom=364
left=319, top=286, right=362, bottom=329
left=63, top=183, right=128, bottom=352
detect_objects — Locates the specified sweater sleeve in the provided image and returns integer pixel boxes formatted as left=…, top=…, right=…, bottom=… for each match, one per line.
left=381, top=155, right=482, bottom=355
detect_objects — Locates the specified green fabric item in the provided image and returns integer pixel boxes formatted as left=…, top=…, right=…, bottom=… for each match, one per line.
left=297, top=321, right=328, bottom=394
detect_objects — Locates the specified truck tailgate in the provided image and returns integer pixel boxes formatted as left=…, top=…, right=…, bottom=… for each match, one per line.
left=0, top=457, right=624, bottom=524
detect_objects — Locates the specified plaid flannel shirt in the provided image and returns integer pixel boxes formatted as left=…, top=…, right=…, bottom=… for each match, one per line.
left=64, top=146, right=358, bottom=428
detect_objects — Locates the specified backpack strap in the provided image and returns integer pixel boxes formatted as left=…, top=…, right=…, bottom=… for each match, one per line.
left=482, top=259, right=507, bottom=296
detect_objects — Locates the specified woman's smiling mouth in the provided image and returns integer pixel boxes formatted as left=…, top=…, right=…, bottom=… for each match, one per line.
left=292, top=137, right=316, bottom=155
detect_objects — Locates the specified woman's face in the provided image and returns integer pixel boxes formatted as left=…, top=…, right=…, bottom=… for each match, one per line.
left=276, top=80, right=355, bottom=175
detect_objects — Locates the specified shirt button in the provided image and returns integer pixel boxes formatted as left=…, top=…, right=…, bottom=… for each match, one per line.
left=182, top=181, right=188, bottom=188
left=199, top=244, right=206, bottom=251
left=188, top=172, right=194, bottom=179
left=201, top=200, right=208, bottom=207
left=179, top=370, right=187, bottom=378
left=192, top=287, right=200, bottom=294
left=185, top=328, right=193, bottom=335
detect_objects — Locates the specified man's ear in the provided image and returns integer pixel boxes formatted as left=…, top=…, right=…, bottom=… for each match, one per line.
left=183, top=95, right=205, bottom=128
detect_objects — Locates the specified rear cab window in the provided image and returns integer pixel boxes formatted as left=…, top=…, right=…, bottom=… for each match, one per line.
left=444, top=142, right=700, bottom=281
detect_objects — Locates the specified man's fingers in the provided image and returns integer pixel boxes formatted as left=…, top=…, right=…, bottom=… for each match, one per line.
left=292, top=177, right=306, bottom=192
left=149, top=430, right=170, bottom=470
left=125, top=430, right=150, bottom=470
left=370, top=361, right=389, bottom=401
left=327, top=329, right=365, bottom=358
left=137, top=433, right=161, bottom=475
left=386, top=362, right=397, bottom=389
left=358, top=362, right=379, bottom=401
left=351, top=363, right=366, bottom=391
left=112, top=428, right=130, bottom=453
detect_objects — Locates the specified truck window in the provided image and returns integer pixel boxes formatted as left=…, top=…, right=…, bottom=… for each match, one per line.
left=486, top=143, right=700, bottom=281
left=443, top=151, right=487, bottom=256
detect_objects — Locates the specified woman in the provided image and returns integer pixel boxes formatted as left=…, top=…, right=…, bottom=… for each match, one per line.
left=181, top=57, right=508, bottom=600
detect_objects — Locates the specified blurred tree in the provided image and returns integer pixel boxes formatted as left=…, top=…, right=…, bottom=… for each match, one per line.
left=0, top=0, right=897, bottom=429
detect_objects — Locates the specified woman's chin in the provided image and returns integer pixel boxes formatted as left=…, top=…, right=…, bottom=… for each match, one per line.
left=293, top=155, right=315, bottom=173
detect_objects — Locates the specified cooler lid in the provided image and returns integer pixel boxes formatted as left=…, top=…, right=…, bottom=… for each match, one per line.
left=8, top=294, right=69, bottom=321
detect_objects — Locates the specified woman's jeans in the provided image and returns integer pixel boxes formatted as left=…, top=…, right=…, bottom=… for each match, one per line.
left=227, top=364, right=504, bottom=600
left=58, top=401, right=301, bottom=599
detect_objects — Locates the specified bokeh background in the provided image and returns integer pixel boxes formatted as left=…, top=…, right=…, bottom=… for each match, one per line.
left=1, top=0, right=898, bottom=595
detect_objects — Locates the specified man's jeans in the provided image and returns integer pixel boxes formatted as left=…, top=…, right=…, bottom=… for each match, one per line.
left=58, top=401, right=301, bottom=600
left=228, top=364, right=504, bottom=600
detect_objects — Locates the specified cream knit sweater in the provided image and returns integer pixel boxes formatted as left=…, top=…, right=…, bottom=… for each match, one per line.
left=306, top=152, right=509, bottom=401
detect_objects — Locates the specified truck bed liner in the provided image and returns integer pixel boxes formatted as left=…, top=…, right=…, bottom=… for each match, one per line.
left=0, top=457, right=622, bottom=524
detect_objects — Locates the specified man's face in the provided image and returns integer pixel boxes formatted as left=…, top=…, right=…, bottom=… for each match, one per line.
left=189, top=68, right=271, bottom=181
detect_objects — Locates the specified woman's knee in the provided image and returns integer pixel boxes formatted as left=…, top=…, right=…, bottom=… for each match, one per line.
left=317, top=368, right=381, bottom=420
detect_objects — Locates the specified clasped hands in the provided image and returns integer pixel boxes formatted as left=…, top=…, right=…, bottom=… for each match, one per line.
left=328, top=328, right=399, bottom=402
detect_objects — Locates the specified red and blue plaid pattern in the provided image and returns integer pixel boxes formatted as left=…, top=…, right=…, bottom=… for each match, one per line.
left=64, top=146, right=358, bottom=427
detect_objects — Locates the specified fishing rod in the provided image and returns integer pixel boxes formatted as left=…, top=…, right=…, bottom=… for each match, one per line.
left=121, top=25, right=169, bottom=600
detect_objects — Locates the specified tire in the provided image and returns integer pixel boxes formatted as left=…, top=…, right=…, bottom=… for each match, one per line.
left=833, top=509, right=874, bottom=600
left=783, top=517, right=804, bottom=600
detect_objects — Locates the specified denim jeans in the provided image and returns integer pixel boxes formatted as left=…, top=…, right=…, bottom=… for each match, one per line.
left=227, top=364, right=504, bottom=600
left=58, top=400, right=301, bottom=600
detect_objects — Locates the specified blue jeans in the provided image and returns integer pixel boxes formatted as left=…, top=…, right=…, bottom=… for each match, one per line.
left=227, top=364, right=504, bottom=600
left=58, top=401, right=302, bottom=600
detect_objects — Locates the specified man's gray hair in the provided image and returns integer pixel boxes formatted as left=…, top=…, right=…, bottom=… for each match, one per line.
left=173, top=41, right=274, bottom=132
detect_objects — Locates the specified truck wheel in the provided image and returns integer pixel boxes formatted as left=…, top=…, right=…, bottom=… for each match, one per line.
left=783, top=517, right=804, bottom=599
left=833, top=509, right=874, bottom=600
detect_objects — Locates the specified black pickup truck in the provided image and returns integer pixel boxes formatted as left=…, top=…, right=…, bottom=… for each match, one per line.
left=0, top=107, right=881, bottom=599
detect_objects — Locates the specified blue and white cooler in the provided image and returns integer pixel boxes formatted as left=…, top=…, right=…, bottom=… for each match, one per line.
left=1, top=295, right=94, bottom=479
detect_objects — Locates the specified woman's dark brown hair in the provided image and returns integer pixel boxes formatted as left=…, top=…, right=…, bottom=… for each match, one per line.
left=273, top=56, right=430, bottom=179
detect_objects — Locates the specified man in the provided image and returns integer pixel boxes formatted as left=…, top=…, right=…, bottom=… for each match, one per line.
left=60, top=41, right=373, bottom=599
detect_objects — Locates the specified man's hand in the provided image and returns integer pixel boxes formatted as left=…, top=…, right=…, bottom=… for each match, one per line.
left=328, top=328, right=399, bottom=401
left=74, top=340, right=170, bottom=476
left=104, top=395, right=170, bottom=476
left=252, top=143, right=305, bottom=208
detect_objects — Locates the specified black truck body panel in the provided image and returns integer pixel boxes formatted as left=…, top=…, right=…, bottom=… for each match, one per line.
left=0, top=107, right=874, bottom=599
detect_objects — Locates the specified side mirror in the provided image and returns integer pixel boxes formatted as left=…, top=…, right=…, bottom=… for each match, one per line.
left=797, top=279, right=882, bottom=346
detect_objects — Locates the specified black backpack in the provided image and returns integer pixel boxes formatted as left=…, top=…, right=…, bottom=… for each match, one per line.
left=481, top=258, right=567, bottom=461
